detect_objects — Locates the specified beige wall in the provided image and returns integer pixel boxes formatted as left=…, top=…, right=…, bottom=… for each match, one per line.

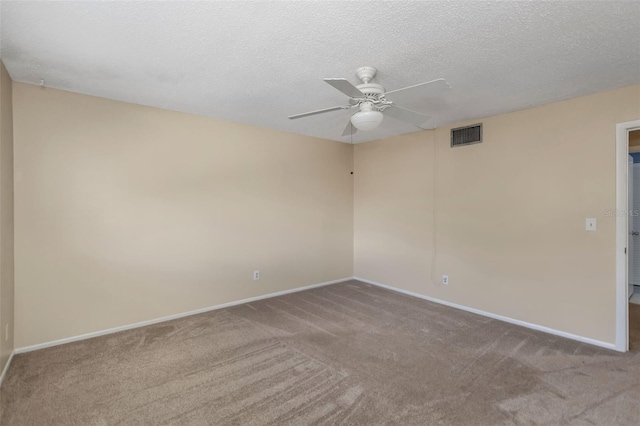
left=13, top=83, right=354, bottom=348
left=0, top=61, right=15, bottom=371
left=354, top=131, right=436, bottom=290
left=12, top=80, right=640, bottom=349
left=355, top=85, right=640, bottom=344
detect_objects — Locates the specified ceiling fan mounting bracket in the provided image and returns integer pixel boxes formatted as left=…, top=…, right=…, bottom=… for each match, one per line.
left=356, top=66, right=377, bottom=84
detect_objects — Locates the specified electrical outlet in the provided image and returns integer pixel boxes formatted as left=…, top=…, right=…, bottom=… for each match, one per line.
left=253, top=270, right=260, bottom=280
left=442, top=275, right=449, bottom=285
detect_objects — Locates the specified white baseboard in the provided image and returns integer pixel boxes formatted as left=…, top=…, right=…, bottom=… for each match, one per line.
left=14, top=277, right=353, bottom=355
left=354, top=276, right=619, bottom=352
left=0, top=350, right=15, bottom=388
left=14, top=275, right=619, bottom=356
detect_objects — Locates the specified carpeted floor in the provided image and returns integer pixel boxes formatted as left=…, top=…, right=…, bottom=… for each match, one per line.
left=1, top=280, right=639, bottom=425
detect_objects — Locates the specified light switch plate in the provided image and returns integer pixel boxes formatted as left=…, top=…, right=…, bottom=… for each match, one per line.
left=586, top=218, right=597, bottom=231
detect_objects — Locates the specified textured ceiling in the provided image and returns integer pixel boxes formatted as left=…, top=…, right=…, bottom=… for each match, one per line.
left=1, top=1, right=639, bottom=143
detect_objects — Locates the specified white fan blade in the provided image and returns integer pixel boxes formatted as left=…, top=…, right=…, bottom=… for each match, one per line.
left=324, top=78, right=365, bottom=98
left=384, top=78, right=451, bottom=103
left=288, top=105, right=347, bottom=120
left=384, top=106, right=431, bottom=126
left=342, top=120, right=358, bottom=136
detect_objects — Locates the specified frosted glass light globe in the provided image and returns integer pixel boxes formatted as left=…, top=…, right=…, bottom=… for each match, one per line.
left=350, top=103, right=383, bottom=131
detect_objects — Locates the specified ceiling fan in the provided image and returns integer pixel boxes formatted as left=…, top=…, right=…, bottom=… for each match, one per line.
left=288, top=66, right=451, bottom=136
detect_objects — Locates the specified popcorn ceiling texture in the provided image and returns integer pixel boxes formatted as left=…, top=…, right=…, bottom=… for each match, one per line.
left=1, top=1, right=639, bottom=143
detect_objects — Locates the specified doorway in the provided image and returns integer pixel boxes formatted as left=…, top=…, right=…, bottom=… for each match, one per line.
left=616, top=121, right=640, bottom=352
left=629, top=130, right=640, bottom=305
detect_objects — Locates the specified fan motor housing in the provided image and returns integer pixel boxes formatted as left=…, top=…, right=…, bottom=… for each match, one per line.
left=356, top=83, right=385, bottom=97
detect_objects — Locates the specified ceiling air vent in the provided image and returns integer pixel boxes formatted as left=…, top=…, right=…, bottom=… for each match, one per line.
left=451, top=123, right=482, bottom=147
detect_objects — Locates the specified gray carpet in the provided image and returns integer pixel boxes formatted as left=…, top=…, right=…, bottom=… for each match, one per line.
left=1, top=280, right=639, bottom=425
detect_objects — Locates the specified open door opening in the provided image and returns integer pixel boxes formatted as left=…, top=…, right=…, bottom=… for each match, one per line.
left=617, top=121, right=640, bottom=352
left=629, top=130, right=640, bottom=304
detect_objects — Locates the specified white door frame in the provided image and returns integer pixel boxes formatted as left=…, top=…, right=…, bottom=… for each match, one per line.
left=616, top=120, right=640, bottom=352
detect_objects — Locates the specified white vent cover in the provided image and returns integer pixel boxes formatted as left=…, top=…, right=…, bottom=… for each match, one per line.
left=451, top=123, right=482, bottom=147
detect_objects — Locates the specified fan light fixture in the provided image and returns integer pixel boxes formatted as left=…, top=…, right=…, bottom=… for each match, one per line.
left=350, top=102, right=383, bottom=131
